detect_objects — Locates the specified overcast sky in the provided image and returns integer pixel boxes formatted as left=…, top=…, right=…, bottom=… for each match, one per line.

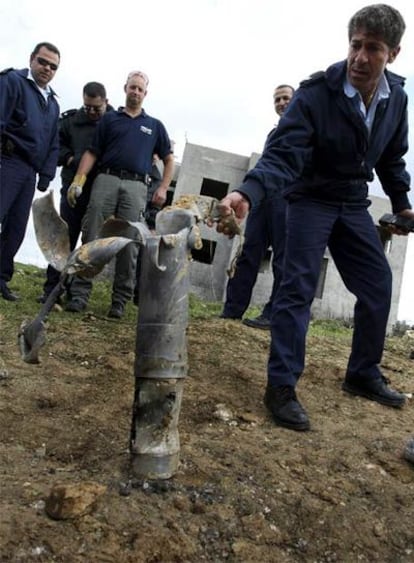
left=3, top=0, right=414, bottom=322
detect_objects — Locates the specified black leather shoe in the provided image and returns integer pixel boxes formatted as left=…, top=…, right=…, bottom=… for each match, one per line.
left=219, top=313, right=242, bottom=320
left=108, top=302, right=124, bottom=319
left=264, top=385, right=310, bottom=431
left=0, top=283, right=19, bottom=301
left=242, top=315, right=271, bottom=330
left=65, top=299, right=86, bottom=313
left=342, top=376, right=406, bottom=408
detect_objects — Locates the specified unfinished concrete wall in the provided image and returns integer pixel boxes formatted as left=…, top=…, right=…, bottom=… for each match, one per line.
left=171, top=142, right=408, bottom=331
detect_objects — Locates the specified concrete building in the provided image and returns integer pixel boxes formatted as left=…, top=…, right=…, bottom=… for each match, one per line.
left=170, top=142, right=408, bottom=331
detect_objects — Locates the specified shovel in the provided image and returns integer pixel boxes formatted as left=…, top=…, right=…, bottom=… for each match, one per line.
left=18, top=192, right=138, bottom=364
left=18, top=236, right=133, bottom=363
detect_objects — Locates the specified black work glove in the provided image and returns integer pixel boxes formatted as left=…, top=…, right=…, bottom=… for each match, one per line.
left=37, top=176, right=50, bottom=192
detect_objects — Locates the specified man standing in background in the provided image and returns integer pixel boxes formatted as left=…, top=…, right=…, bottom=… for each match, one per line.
left=38, top=81, right=113, bottom=304
left=0, top=42, right=60, bottom=301
left=221, top=84, right=294, bottom=329
left=66, top=70, right=174, bottom=319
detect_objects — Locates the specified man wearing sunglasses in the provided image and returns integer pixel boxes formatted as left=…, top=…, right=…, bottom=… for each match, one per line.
left=38, top=82, right=114, bottom=304
left=0, top=42, right=60, bottom=301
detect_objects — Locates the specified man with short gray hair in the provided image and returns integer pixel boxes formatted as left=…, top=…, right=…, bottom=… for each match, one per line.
left=66, top=71, right=174, bottom=318
left=217, top=4, right=414, bottom=430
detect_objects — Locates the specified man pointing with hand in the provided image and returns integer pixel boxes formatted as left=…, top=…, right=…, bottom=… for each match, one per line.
left=217, top=3, right=414, bottom=431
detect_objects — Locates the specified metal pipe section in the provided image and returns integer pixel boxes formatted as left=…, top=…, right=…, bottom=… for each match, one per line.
left=130, top=209, right=199, bottom=479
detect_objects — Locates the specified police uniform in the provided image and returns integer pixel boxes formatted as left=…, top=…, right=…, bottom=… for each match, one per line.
left=238, top=60, right=411, bottom=390
left=0, top=67, right=59, bottom=296
left=41, top=104, right=114, bottom=299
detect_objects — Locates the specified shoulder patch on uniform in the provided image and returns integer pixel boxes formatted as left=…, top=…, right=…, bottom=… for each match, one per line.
left=60, top=109, right=77, bottom=120
left=0, top=67, right=14, bottom=75
left=300, top=71, right=326, bottom=88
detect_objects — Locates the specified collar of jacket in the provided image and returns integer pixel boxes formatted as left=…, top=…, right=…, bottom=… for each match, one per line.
left=325, top=59, right=405, bottom=93
left=17, top=67, right=59, bottom=99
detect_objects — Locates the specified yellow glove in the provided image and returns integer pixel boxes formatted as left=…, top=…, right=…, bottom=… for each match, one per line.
left=67, top=174, right=87, bottom=208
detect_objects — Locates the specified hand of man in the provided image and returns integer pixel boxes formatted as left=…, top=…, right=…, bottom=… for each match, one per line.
left=152, top=186, right=168, bottom=208
left=67, top=174, right=87, bottom=208
left=215, top=192, right=250, bottom=238
left=36, top=178, right=50, bottom=192
left=396, top=209, right=414, bottom=235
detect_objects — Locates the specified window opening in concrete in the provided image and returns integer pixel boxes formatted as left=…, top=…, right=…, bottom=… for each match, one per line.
left=191, top=239, right=217, bottom=264
left=315, top=257, right=328, bottom=299
left=201, top=178, right=229, bottom=200
left=164, top=180, right=177, bottom=206
left=377, top=225, right=392, bottom=254
left=259, top=247, right=272, bottom=273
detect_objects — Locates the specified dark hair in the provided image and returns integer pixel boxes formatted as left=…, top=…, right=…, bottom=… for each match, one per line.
left=274, top=84, right=295, bottom=93
left=348, top=4, right=405, bottom=48
left=83, top=82, right=107, bottom=98
left=31, top=42, right=60, bottom=59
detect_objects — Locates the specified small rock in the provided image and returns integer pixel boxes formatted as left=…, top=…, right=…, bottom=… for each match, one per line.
left=403, top=437, right=414, bottom=464
left=45, top=481, right=107, bottom=520
left=213, top=404, right=233, bottom=422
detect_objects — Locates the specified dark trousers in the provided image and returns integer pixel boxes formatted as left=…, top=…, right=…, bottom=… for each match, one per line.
left=42, top=183, right=91, bottom=297
left=0, top=155, right=36, bottom=283
left=222, top=195, right=287, bottom=318
left=268, top=199, right=392, bottom=387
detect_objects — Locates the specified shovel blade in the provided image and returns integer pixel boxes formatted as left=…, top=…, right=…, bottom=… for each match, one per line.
left=32, top=192, right=70, bottom=271
left=18, top=318, right=46, bottom=364
left=65, top=236, right=133, bottom=278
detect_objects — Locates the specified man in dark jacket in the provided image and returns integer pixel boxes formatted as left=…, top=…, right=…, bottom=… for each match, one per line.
left=38, top=82, right=112, bottom=302
left=221, top=84, right=294, bottom=328
left=0, top=41, right=60, bottom=300
left=216, top=4, right=414, bottom=431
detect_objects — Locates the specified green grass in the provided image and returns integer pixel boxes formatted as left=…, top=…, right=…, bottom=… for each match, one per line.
left=5, top=264, right=227, bottom=323
left=3, top=264, right=357, bottom=340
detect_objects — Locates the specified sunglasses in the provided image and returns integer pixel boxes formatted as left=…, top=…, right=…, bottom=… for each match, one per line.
left=36, top=56, right=59, bottom=72
left=83, top=104, right=105, bottom=114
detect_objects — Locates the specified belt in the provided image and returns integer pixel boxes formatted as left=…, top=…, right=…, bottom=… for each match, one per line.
left=102, top=168, right=151, bottom=185
left=1, top=136, right=25, bottom=159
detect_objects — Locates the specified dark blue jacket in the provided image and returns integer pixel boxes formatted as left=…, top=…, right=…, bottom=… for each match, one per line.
left=239, top=60, right=411, bottom=214
left=0, top=68, right=60, bottom=184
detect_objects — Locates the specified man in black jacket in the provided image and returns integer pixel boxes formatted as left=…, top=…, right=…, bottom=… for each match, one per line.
left=39, top=81, right=112, bottom=302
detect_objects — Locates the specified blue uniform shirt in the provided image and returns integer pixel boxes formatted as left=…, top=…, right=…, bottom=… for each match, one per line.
left=89, top=108, right=172, bottom=175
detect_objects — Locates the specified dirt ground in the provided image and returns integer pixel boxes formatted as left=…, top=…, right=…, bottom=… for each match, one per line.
left=1, top=284, right=414, bottom=562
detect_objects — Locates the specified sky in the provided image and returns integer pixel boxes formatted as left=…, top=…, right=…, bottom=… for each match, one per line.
left=3, top=0, right=414, bottom=323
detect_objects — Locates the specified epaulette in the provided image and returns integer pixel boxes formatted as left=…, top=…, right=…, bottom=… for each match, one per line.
left=299, top=71, right=326, bottom=88
left=59, top=108, right=78, bottom=120
left=0, top=67, right=14, bottom=75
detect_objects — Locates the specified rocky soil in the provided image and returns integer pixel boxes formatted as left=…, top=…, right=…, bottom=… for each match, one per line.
left=1, top=280, right=414, bottom=562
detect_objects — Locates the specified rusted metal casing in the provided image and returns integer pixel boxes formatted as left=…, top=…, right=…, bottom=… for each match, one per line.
left=130, top=213, right=195, bottom=479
